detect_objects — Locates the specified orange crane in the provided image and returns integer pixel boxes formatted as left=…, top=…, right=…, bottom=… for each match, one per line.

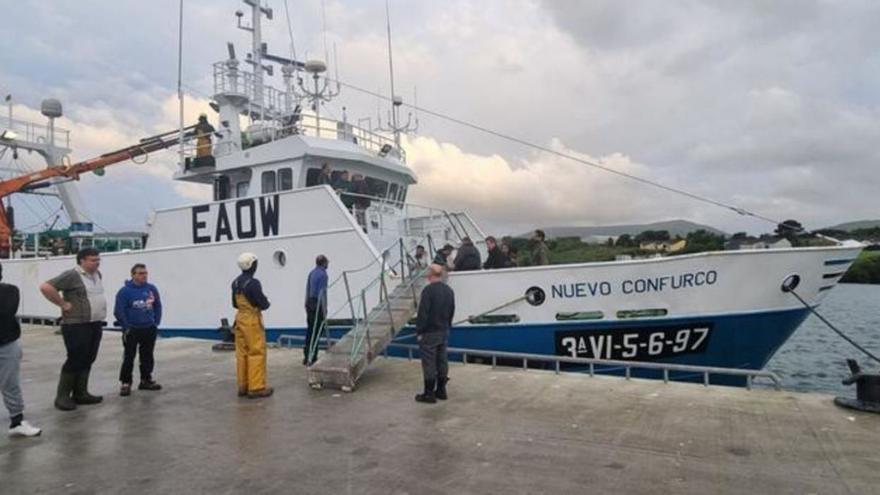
left=0, top=125, right=197, bottom=258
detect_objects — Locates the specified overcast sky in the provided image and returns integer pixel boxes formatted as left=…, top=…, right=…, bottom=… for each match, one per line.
left=1, top=0, right=878, bottom=236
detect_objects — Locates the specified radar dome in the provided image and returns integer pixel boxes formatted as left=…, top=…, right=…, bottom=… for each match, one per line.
left=304, top=60, right=327, bottom=74
left=41, top=99, right=63, bottom=118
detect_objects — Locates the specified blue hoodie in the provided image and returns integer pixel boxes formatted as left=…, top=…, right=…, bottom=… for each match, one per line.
left=114, top=280, right=163, bottom=329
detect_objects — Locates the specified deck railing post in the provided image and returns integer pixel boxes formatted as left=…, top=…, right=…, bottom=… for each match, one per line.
left=342, top=272, right=356, bottom=325
left=399, top=238, right=406, bottom=281
left=361, top=289, right=370, bottom=354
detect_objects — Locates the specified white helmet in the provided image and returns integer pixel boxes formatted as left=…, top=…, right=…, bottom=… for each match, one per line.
left=237, top=252, right=258, bottom=271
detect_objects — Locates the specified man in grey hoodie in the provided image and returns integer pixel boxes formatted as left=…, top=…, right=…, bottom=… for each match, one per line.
left=0, top=263, right=42, bottom=437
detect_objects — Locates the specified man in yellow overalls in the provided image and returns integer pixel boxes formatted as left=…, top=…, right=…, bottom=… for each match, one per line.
left=231, top=253, right=273, bottom=399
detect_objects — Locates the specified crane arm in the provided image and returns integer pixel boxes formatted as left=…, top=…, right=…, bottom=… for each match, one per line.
left=0, top=124, right=198, bottom=257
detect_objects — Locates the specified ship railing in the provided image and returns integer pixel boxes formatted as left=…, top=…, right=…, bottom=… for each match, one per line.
left=282, top=334, right=783, bottom=390
left=305, top=234, right=435, bottom=366
left=212, top=62, right=292, bottom=118
left=0, top=115, right=71, bottom=150
left=296, top=115, right=405, bottom=162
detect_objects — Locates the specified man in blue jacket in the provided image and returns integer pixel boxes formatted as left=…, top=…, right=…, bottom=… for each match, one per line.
left=114, top=263, right=163, bottom=396
left=304, top=255, right=328, bottom=366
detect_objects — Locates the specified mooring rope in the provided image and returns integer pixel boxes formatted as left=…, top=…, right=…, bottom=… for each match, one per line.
left=789, top=289, right=880, bottom=365
left=453, top=295, right=527, bottom=326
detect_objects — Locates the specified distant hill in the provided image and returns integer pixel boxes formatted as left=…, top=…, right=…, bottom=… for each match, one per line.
left=824, top=219, right=880, bottom=232
left=519, top=220, right=727, bottom=240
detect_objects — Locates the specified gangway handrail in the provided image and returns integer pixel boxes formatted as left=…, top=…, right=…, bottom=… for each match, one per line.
left=305, top=232, right=434, bottom=364
left=280, top=334, right=783, bottom=390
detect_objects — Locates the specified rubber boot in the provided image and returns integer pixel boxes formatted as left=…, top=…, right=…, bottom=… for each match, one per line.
left=247, top=387, right=274, bottom=399
left=73, top=371, right=103, bottom=405
left=435, top=377, right=449, bottom=401
left=415, top=379, right=437, bottom=404
left=54, top=372, right=77, bottom=411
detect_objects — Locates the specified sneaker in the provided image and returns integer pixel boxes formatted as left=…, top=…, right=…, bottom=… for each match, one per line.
left=247, top=387, right=274, bottom=399
left=120, top=383, right=132, bottom=396
left=414, top=392, right=437, bottom=404
left=138, top=380, right=162, bottom=391
left=9, top=421, right=42, bottom=438
left=237, top=389, right=248, bottom=397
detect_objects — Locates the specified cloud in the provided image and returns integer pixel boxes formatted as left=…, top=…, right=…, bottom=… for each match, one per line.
left=4, top=0, right=879, bottom=236
left=404, top=135, right=695, bottom=234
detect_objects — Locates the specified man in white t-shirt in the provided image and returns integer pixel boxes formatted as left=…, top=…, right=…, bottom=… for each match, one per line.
left=40, top=248, right=107, bottom=411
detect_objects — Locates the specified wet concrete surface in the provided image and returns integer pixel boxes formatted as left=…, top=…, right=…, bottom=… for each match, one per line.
left=2, top=326, right=879, bottom=494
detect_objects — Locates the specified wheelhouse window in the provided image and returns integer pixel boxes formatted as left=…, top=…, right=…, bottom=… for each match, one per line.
left=388, top=183, right=399, bottom=202
left=278, top=168, right=293, bottom=191
left=214, top=176, right=231, bottom=201
left=365, top=177, right=389, bottom=198
left=261, top=170, right=277, bottom=194
left=398, top=185, right=407, bottom=203
left=236, top=181, right=249, bottom=197
left=306, top=168, right=321, bottom=186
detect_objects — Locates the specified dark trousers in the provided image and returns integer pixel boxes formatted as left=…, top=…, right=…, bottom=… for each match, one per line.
left=305, top=302, right=325, bottom=361
left=61, top=322, right=103, bottom=373
left=119, top=326, right=158, bottom=384
left=418, top=331, right=449, bottom=382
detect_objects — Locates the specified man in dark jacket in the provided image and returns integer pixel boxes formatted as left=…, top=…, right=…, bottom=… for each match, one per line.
left=414, top=264, right=455, bottom=404
left=0, top=263, right=42, bottom=437
left=114, top=263, right=163, bottom=396
left=333, top=171, right=355, bottom=210
left=453, top=237, right=481, bottom=271
left=482, top=236, right=505, bottom=269
left=317, top=163, right=333, bottom=186
left=433, top=244, right=454, bottom=268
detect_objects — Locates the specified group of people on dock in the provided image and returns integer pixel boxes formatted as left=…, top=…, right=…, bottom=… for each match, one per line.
left=0, top=248, right=164, bottom=438
left=0, top=239, right=463, bottom=438
left=1, top=225, right=555, bottom=437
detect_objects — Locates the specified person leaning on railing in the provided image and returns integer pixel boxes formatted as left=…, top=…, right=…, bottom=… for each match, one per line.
left=333, top=171, right=356, bottom=211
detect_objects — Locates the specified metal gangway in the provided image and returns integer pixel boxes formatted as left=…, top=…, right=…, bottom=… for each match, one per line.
left=304, top=235, right=435, bottom=391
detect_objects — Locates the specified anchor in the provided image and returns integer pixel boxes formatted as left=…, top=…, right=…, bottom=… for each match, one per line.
left=834, top=359, right=880, bottom=414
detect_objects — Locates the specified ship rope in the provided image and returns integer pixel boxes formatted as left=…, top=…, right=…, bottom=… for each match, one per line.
left=453, top=295, right=527, bottom=326
left=788, top=289, right=880, bottom=365
left=331, top=78, right=805, bottom=234
left=283, top=0, right=299, bottom=63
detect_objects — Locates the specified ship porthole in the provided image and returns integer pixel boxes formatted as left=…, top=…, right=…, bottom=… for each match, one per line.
left=780, top=274, right=800, bottom=292
left=525, top=286, right=545, bottom=306
left=273, top=250, right=287, bottom=268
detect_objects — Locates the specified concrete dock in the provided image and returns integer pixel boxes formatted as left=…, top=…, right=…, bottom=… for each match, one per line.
left=2, top=327, right=879, bottom=494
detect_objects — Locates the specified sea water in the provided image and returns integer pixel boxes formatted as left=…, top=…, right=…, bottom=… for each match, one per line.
left=767, top=283, right=880, bottom=395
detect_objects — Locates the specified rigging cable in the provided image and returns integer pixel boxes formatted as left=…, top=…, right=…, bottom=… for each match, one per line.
left=330, top=78, right=798, bottom=233
left=787, top=288, right=880, bottom=365
left=283, top=0, right=299, bottom=63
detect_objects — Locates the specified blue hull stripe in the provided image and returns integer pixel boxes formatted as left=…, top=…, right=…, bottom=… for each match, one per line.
left=151, top=307, right=811, bottom=373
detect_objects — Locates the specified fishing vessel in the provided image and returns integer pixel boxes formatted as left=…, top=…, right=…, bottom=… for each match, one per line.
left=0, top=1, right=863, bottom=387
